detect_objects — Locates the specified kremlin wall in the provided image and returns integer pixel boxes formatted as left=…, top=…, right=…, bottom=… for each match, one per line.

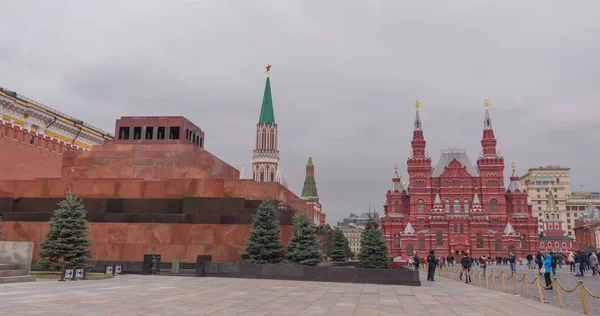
left=0, top=69, right=326, bottom=268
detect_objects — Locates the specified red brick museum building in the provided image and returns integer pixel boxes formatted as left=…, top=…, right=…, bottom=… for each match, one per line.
left=381, top=102, right=539, bottom=260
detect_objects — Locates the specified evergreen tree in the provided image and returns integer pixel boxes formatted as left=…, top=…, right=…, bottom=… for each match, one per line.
left=358, top=213, right=389, bottom=269
left=242, top=200, right=284, bottom=264
left=286, top=213, right=323, bottom=266
left=39, top=189, right=92, bottom=280
left=326, top=225, right=334, bottom=257
left=329, top=227, right=347, bottom=262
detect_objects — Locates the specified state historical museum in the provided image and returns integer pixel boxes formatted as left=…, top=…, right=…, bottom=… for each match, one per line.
left=381, top=102, right=539, bottom=260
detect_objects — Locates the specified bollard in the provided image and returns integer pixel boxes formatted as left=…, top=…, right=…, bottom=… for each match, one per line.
left=512, top=273, right=517, bottom=295
left=523, top=274, right=530, bottom=299
left=578, top=281, right=589, bottom=315
left=500, top=271, right=506, bottom=292
left=492, top=273, right=496, bottom=290
left=554, top=278, right=564, bottom=309
left=536, top=278, right=544, bottom=304
left=486, top=271, right=489, bottom=289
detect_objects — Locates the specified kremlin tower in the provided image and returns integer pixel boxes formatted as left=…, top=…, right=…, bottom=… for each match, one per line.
left=301, top=153, right=323, bottom=225
left=252, top=64, right=284, bottom=185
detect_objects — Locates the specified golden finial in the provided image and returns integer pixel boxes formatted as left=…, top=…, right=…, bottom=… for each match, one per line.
left=309, top=152, right=312, bottom=157
left=523, top=184, right=527, bottom=190
left=394, top=163, right=399, bottom=170
left=401, top=176, right=406, bottom=185
left=265, top=64, right=272, bottom=77
left=415, top=100, right=420, bottom=111
left=484, top=99, right=490, bottom=110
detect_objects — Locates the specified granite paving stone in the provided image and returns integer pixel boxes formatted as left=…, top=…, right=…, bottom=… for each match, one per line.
left=0, top=273, right=589, bottom=315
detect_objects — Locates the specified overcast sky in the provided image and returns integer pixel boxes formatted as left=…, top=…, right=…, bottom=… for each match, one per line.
left=1, top=1, right=599, bottom=224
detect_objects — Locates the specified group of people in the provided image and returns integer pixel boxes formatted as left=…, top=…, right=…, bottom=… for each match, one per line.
left=566, top=251, right=598, bottom=276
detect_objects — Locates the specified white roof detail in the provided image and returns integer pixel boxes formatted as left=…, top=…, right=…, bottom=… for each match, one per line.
left=503, top=222, right=517, bottom=236
left=403, top=222, right=416, bottom=235
left=434, top=193, right=441, bottom=204
left=473, top=193, right=481, bottom=204
left=507, top=179, right=523, bottom=192
left=239, top=165, right=245, bottom=179
left=431, top=148, right=480, bottom=177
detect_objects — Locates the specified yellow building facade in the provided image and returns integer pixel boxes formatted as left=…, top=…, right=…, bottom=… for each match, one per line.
left=0, top=87, right=112, bottom=150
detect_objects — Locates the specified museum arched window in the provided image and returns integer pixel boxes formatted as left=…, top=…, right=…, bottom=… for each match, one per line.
left=417, top=199, right=424, bottom=213
left=445, top=199, right=450, bottom=212
left=260, top=171, right=265, bottom=182
left=464, top=199, right=469, bottom=212
left=406, top=244, right=414, bottom=256
left=520, top=236, right=526, bottom=249
left=394, top=203, right=399, bottom=212
left=436, top=233, right=443, bottom=247
left=476, top=233, right=484, bottom=248
left=490, top=199, right=498, bottom=213
left=454, top=199, right=460, bottom=213
left=418, top=240, right=425, bottom=251
left=495, top=240, right=502, bottom=252
left=460, top=224, right=464, bottom=233
left=516, top=202, right=521, bottom=213
left=394, top=235, right=401, bottom=249
left=508, top=245, right=516, bottom=254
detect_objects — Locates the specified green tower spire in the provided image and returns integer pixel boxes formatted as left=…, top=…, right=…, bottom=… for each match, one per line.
left=301, top=153, right=318, bottom=200
left=258, top=64, right=275, bottom=124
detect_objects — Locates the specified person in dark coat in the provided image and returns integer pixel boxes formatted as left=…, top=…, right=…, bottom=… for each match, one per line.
left=413, top=253, right=420, bottom=271
left=426, top=250, right=438, bottom=281
left=460, top=255, right=472, bottom=283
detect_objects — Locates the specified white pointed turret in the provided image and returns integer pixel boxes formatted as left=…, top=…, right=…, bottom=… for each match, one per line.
left=434, top=193, right=441, bottom=204
left=239, top=165, right=245, bottom=179
left=507, top=162, right=524, bottom=192
left=470, top=193, right=483, bottom=212
left=431, top=193, right=444, bottom=213
left=282, top=169, right=288, bottom=188
left=414, top=101, right=422, bottom=131
left=403, top=222, right=415, bottom=235
left=503, top=221, right=517, bottom=236
left=275, top=166, right=281, bottom=183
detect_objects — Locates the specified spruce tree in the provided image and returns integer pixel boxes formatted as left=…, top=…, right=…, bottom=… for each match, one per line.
left=329, top=227, right=347, bottom=262
left=343, top=235, right=354, bottom=259
left=358, top=213, right=389, bottom=269
left=243, top=200, right=284, bottom=264
left=326, top=225, right=334, bottom=257
left=39, top=188, right=92, bottom=280
left=286, top=213, right=323, bottom=266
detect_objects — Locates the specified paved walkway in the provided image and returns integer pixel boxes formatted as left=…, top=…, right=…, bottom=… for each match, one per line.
left=0, top=273, right=586, bottom=316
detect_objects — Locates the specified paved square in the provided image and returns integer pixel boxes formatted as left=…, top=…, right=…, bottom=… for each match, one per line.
left=0, top=273, right=585, bottom=315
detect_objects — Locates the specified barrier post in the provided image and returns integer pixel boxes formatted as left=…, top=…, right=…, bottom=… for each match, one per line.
left=492, top=273, right=496, bottom=290
left=553, top=278, right=564, bottom=309
left=578, top=281, right=589, bottom=316
left=523, top=274, right=530, bottom=299
left=511, top=273, right=517, bottom=295
left=486, top=271, right=489, bottom=289
left=478, top=271, right=482, bottom=287
left=536, top=278, right=545, bottom=304
left=501, top=271, right=506, bottom=292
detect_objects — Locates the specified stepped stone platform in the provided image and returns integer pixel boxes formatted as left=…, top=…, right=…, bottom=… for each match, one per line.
left=0, top=263, right=35, bottom=284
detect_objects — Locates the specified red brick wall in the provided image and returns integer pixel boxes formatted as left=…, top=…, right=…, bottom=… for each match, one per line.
left=0, top=122, right=82, bottom=180
left=1, top=221, right=293, bottom=263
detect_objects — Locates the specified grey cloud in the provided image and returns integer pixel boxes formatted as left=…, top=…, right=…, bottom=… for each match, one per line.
left=1, top=1, right=599, bottom=223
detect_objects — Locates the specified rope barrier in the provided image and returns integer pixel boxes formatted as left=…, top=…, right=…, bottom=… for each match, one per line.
left=430, top=264, right=599, bottom=315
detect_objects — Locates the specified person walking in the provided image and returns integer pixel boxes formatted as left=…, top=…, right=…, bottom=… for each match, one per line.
left=413, top=252, right=420, bottom=271
left=576, top=250, right=585, bottom=276
left=568, top=252, right=575, bottom=273
left=460, top=254, right=472, bottom=283
left=426, top=250, right=438, bottom=281
left=480, top=256, right=487, bottom=278
left=542, top=253, right=553, bottom=290
left=590, top=252, right=598, bottom=276
left=508, top=252, right=517, bottom=275
left=550, top=252, right=557, bottom=276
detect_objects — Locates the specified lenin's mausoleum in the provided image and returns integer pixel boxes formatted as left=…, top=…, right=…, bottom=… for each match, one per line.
left=0, top=69, right=326, bottom=268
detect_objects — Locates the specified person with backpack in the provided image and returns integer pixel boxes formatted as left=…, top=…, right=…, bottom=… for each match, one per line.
left=459, top=254, right=472, bottom=283
left=413, top=252, right=420, bottom=271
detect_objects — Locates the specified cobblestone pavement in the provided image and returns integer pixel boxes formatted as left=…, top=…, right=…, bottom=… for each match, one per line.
left=438, top=264, right=600, bottom=315
left=0, top=274, right=586, bottom=316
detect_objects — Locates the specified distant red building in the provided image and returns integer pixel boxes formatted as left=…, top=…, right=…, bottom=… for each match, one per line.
left=574, top=205, right=600, bottom=252
left=538, top=184, right=577, bottom=255
left=381, top=102, right=539, bottom=260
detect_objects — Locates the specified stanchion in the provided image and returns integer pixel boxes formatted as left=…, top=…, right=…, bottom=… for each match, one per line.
left=511, top=273, right=517, bottom=295
left=535, top=278, right=545, bottom=304
left=478, top=271, right=482, bottom=287
left=553, top=277, right=564, bottom=310
left=578, top=281, right=589, bottom=316
left=492, top=272, right=496, bottom=290
left=500, top=271, right=506, bottom=292
left=523, top=274, right=530, bottom=299
left=485, top=271, right=489, bottom=289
